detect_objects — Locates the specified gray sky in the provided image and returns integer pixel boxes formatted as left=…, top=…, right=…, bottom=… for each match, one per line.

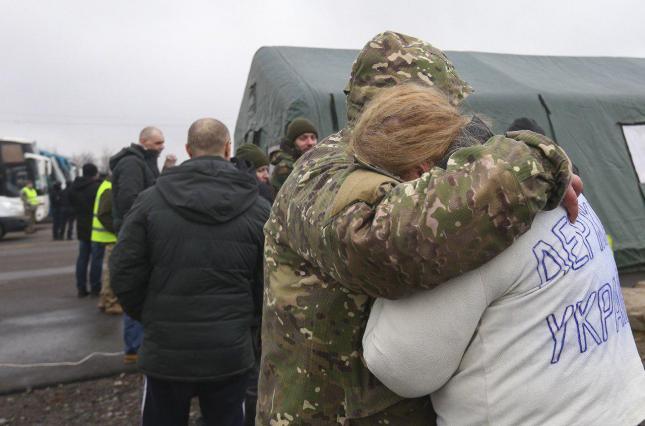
left=1, top=0, right=643, bottom=163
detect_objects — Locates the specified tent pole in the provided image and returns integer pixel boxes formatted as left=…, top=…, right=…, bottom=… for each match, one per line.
left=538, top=94, right=558, bottom=144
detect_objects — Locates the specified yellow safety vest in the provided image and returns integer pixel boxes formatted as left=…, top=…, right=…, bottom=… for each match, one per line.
left=91, top=180, right=117, bottom=244
left=21, top=187, right=39, bottom=206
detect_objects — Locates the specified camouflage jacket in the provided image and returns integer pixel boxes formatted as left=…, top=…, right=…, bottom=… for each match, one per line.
left=270, top=148, right=295, bottom=192
left=258, top=31, right=573, bottom=425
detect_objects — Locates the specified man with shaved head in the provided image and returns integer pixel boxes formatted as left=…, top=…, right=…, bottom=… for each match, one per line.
left=111, top=118, right=270, bottom=426
left=110, top=125, right=174, bottom=363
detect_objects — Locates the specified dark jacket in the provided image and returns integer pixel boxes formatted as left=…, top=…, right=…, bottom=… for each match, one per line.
left=68, top=177, right=101, bottom=241
left=49, top=185, right=64, bottom=209
left=231, top=157, right=274, bottom=204
left=61, top=184, right=74, bottom=213
left=109, top=144, right=160, bottom=233
left=110, top=156, right=271, bottom=381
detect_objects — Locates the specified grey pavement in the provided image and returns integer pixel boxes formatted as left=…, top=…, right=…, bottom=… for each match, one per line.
left=0, top=225, right=134, bottom=395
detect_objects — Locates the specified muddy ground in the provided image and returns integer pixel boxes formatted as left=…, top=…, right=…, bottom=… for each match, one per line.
left=0, top=373, right=202, bottom=425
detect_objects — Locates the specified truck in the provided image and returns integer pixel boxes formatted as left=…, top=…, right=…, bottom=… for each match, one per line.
left=39, top=149, right=79, bottom=188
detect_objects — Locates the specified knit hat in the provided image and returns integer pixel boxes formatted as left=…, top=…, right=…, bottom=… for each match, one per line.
left=286, top=118, right=317, bottom=145
left=235, top=144, right=269, bottom=168
left=507, top=117, right=545, bottom=136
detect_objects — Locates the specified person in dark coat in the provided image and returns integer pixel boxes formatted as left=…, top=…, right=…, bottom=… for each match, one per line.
left=68, top=163, right=103, bottom=297
left=234, top=143, right=274, bottom=204
left=60, top=181, right=75, bottom=240
left=110, top=126, right=165, bottom=234
left=49, top=182, right=64, bottom=240
left=111, top=118, right=270, bottom=426
left=109, top=126, right=172, bottom=362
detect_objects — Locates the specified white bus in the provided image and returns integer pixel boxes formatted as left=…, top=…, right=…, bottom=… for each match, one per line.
left=0, top=137, right=51, bottom=238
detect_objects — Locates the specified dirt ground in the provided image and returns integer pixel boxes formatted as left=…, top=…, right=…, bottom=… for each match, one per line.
left=0, top=373, right=202, bottom=425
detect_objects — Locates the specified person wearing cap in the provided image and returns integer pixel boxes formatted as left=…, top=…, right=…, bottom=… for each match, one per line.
left=235, top=143, right=274, bottom=203
left=269, top=117, right=318, bottom=191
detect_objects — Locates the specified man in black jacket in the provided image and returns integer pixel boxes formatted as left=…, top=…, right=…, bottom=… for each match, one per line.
left=49, top=182, right=64, bottom=240
left=109, top=126, right=170, bottom=362
left=111, top=118, right=270, bottom=426
left=69, top=163, right=103, bottom=297
left=61, top=181, right=75, bottom=240
left=110, top=126, right=165, bottom=234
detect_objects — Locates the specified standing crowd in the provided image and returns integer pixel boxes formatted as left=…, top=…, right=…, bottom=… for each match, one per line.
left=59, top=115, right=318, bottom=424
left=51, top=31, right=645, bottom=426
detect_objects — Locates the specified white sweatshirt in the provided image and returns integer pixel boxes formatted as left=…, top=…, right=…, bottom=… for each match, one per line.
left=363, top=195, right=645, bottom=425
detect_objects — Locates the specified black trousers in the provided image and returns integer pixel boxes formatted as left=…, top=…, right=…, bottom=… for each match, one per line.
left=61, top=210, right=75, bottom=239
left=51, top=207, right=63, bottom=239
left=142, top=372, right=250, bottom=426
left=243, top=361, right=259, bottom=426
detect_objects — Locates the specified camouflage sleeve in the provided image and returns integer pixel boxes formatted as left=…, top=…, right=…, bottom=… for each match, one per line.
left=319, top=131, right=572, bottom=299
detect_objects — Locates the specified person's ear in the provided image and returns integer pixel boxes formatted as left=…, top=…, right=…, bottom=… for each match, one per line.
left=412, top=161, right=432, bottom=179
left=224, top=141, right=232, bottom=161
left=185, top=144, right=192, bottom=158
left=420, top=161, right=432, bottom=174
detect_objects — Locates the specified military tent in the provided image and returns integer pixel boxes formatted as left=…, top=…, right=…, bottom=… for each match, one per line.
left=234, top=46, right=645, bottom=273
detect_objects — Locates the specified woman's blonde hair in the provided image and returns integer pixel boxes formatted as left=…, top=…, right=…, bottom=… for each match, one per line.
left=350, top=83, right=468, bottom=178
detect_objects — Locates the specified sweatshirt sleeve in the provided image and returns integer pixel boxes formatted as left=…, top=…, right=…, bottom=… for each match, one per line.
left=317, top=131, right=571, bottom=298
left=362, top=270, right=488, bottom=398
left=109, top=194, right=150, bottom=320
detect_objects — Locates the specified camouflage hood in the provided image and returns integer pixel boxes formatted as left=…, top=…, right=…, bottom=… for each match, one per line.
left=345, top=31, right=473, bottom=123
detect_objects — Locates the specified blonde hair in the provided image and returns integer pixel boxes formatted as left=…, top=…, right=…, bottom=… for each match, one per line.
left=350, top=84, right=468, bottom=178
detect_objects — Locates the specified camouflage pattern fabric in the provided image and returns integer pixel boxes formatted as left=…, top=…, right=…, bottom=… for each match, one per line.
left=345, top=31, right=473, bottom=124
left=270, top=148, right=295, bottom=192
left=257, top=31, right=573, bottom=425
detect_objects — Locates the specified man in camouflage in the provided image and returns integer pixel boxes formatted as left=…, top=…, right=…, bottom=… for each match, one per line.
left=258, top=31, right=577, bottom=425
left=270, top=117, right=318, bottom=191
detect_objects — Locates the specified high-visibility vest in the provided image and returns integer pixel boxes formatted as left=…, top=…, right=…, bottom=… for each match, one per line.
left=91, top=180, right=117, bottom=244
left=21, top=187, right=39, bottom=206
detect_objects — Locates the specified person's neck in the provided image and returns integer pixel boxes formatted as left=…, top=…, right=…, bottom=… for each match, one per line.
left=191, top=152, right=225, bottom=159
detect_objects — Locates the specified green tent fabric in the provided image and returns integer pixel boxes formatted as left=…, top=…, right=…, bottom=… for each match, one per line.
left=234, top=46, right=356, bottom=151
left=234, top=46, right=645, bottom=273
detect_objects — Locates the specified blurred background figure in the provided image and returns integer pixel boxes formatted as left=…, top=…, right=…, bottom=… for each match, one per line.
left=235, top=143, right=274, bottom=203
left=269, top=117, right=317, bottom=192
left=69, top=163, right=103, bottom=298
left=507, top=117, right=546, bottom=135
left=20, top=180, right=40, bottom=234
left=49, top=182, right=64, bottom=240
left=61, top=181, right=75, bottom=240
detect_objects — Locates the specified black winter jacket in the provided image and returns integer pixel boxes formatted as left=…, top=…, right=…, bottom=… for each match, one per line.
left=49, top=186, right=63, bottom=209
left=109, top=144, right=160, bottom=233
left=231, top=157, right=274, bottom=204
left=110, top=156, right=270, bottom=382
left=68, top=177, right=100, bottom=241
left=61, top=185, right=74, bottom=214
